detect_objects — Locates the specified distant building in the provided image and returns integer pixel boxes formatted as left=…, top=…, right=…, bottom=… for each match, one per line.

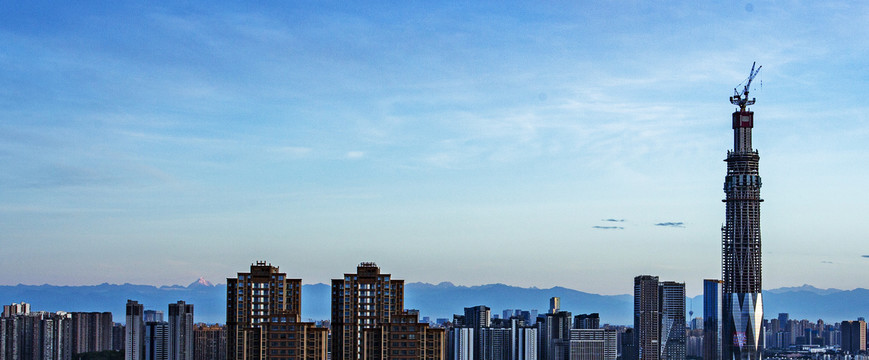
left=550, top=298, right=561, bottom=314
left=167, top=301, right=193, bottom=360
left=448, top=327, right=474, bottom=360
left=568, top=329, right=617, bottom=360
left=1, top=303, right=30, bottom=318
left=193, top=324, right=225, bottom=360
left=126, top=300, right=145, bottom=360
left=144, top=321, right=168, bottom=360
left=841, top=320, right=867, bottom=354
left=70, top=312, right=114, bottom=355
left=463, top=305, right=491, bottom=360
left=538, top=310, right=571, bottom=360
left=113, top=323, right=126, bottom=352
left=703, top=280, right=721, bottom=360
left=226, top=261, right=327, bottom=360
left=574, top=314, right=600, bottom=330
left=0, top=308, right=73, bottom=360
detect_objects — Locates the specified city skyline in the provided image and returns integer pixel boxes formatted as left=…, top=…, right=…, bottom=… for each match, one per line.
left=2, top=2, right=869, bottom=297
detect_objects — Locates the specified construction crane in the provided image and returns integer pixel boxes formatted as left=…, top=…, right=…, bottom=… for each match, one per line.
left=730, top=62, right=762, bottom=111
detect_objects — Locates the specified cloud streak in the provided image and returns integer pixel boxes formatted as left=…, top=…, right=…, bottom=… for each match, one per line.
left=593, top=226, right=624, bottom=230
left=655, top=222, right=685, bottom=228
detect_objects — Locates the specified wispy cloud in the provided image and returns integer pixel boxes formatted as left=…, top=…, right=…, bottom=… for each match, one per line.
left=862, top=255, right=869, bottom=258
left=346, top=151, right=365, bottom=159
left=593, top=226, right=624, bottom=230
left=821, top=260, right=833, bottom=264
left=655, top=222, right=685, bottom=228
left=603, top=218, right=625, bottom=222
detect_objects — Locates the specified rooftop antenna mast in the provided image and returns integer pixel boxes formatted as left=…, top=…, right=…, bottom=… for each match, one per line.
left=730, top=62, right=762, bottom=111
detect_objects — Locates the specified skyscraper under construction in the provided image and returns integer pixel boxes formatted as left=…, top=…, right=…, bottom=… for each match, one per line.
left=721, top=63, right=763, bottom=360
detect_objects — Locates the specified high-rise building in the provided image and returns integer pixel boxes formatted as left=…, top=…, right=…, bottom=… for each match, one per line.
left=70, top=312, right=114, bottom=355
left=448, top=327, right=474, bottom=360
left=721, top=63, right=764, bottom=360
left=1, top=303, right=30, bottom=318
left=193, top=324, right=226, bottom=360
left=361, top=310, right=445, bottom=360
left=574, top=314, right=600, bottom=330
left=144, top=321, right=168, bottom=360
left=550, top=298, right=560, bottom=314
left=703, top=280, right=722, bottom=360
left=127, top=300, right=145, bottom=360
left=634, top=276, right=660, bottom=360
left=462, top=305, right=491, bottom=360
left=113, top=323, right=126, bottom=352
left=568, top=329, right=617, bottom=360
left=168, top=301, right=193, bottom=360
left=658, top=282, right=685, bottom=360
left=841, top=320, right=867, bottom=354
left=538, top=310, right=571, bottom=360
left=331, top=262, right=404, bottom=360
left=0, top=309, right=73, bottom=360
left=633, top=276, right=685, bottom=360
left=226, top=261, right=327, bottom=360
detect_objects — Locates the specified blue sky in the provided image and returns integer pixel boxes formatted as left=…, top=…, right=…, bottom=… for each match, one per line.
left=1, top=1, right=867, bottom=296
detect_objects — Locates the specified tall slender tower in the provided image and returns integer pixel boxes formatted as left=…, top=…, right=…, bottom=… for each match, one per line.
left=721, top=63, right=763, bottom=360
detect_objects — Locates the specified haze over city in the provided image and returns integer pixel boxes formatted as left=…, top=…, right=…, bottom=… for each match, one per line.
left=2, top=1, right=868, bottom=297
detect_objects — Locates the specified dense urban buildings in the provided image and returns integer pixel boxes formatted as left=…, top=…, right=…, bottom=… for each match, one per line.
left=721, top=63, right=764, bottom=360
left=331, top=262, right=444, bottom=360
left=226, top=261, right=327, bottom=360
left=0, top=304, right=73, bottom=360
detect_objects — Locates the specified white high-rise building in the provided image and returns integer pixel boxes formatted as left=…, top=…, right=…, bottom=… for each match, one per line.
left=125, top=300, right=144, bottom=360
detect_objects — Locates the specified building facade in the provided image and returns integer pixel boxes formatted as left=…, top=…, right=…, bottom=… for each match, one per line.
left=193, top=324, right=226, bottom=360
left=226, top=261, right=327, bottom=360
left=361, top=311, right=445, bottom=360
left=70, top=312, right=114, bottom=355
left=568, top=329, right=617, bottom=360
left=331, top=262, right=405, bottom=360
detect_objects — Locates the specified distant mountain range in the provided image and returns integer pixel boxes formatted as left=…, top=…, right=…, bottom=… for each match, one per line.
left=1, top=281, right=866, bottom=326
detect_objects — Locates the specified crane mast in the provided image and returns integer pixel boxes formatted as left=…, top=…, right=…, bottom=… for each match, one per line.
left=730, top=62, right=762, bottom=111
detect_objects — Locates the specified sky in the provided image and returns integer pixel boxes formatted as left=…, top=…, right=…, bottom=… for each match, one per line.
left=1, top=1, right=868, bottom=297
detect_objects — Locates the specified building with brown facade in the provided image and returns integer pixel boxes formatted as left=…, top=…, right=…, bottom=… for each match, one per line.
left=226, top=262, right=327, bottom=360
left=362, top=310, right=444, bottom=360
